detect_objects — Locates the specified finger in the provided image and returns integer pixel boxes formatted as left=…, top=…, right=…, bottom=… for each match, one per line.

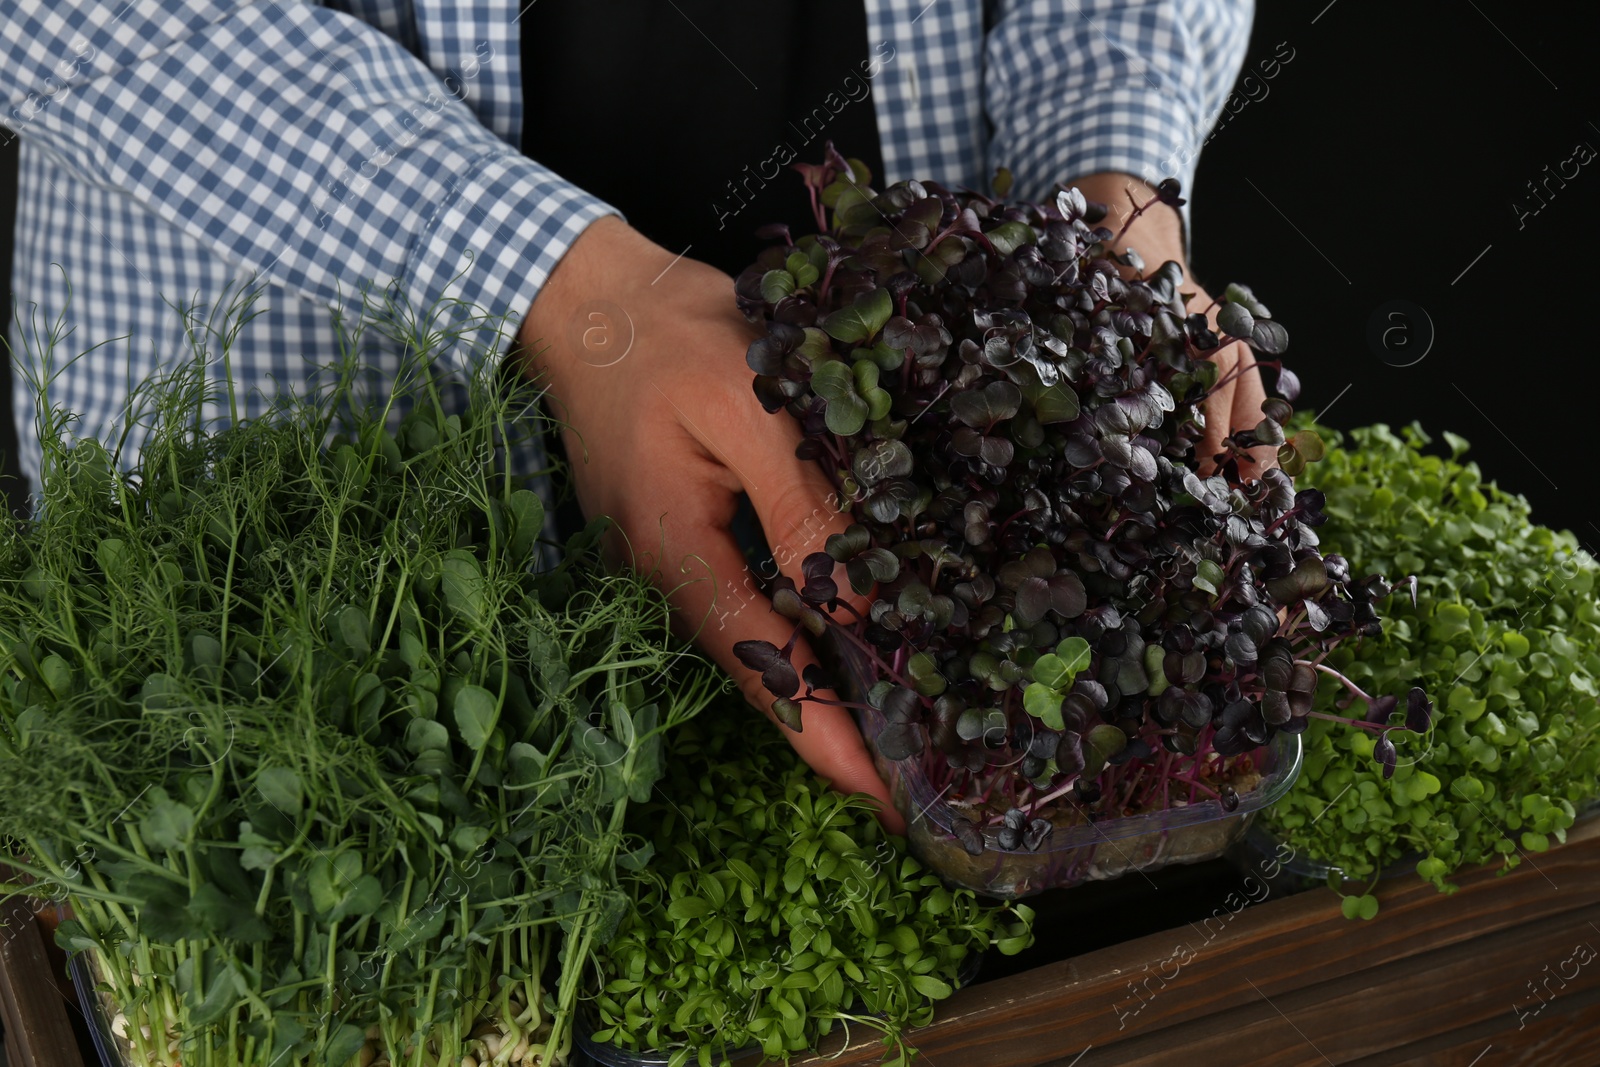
left=739, top=403, right=875, bottom=619
left=651, top=352, right=873, bottom=619
left=1228, top=344, right=1278, bottom=478
left=716, top=386, right=904, bottom=827
left=783, top=625, right=907, bottom=835
left=596, top=377, right=896, bottom=821
left=663, top=518, right=903, bottom=832
left=633, top=363, right=897, bottom=824
left=1196, top=342, right=1239, bottom=476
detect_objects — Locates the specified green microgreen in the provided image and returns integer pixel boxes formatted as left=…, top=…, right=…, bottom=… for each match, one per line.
left=1262, top=421, right=1600, bottom=917
left=588, top=693, right=1033, bottom=1066
left=0, top=278, right=718, bottom=1066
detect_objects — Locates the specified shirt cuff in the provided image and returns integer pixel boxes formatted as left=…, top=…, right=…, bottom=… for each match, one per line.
left=403, top=148, right=622, bottom=376
left=995, top=84, right=1201, bottom=260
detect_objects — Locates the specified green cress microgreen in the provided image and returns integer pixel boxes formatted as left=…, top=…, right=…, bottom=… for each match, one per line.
left=1263, top=422, right=1600, bottom=917
left=0, top=280, right=718, bottom=1067
left=590, top=695, right=1033, bottom=1066
left=732, top=145, right=1426, bottom=850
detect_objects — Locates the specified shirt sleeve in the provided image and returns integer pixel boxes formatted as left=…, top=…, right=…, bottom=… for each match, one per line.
left=0, top=0, right=617, bottom=374
left=983, top=0, right=1254, bottom=258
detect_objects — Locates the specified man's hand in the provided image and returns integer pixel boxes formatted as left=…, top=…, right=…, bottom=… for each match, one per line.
left=1066, top=173, right=1274, bottom=478
left=513, top=216, right=904, bottom=832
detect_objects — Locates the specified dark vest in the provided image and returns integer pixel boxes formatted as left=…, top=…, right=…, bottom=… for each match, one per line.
left=518, top=2, right=885, bottom=278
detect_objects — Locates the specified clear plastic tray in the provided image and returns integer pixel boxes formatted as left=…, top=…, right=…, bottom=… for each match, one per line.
left=574, top=954, right=982, bottom=1066
left=858, top=693, right=1303, bottom=899
left=1232, top=793, right=1600, bottom=896
left=821, top=629, right=1303, bottom=898
left=69, top=949, right=125, bottom=1067
left=1227, top=818, right=1421, bottom=896
left=572, top=1014, right=762, bottom=1067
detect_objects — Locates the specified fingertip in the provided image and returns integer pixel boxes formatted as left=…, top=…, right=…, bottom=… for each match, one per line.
left=875, top=794, right=908, bottom=836
left=815, top=768, right=906, bottom=835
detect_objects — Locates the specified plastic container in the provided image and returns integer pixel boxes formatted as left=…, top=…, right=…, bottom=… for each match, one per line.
left=1226, top=818, right=1422, bottom=897
left=859, top=692, right=1302, bottom=898
left=69, top=950, right=125, bottom=1067
left=1231, top=793, right=1600, bottom=896
left=574, top=955, right=983, bottom=1066
left=573, top=1015, right=762, bottom=1067
left=823, top=627, right=1300, bottom=898
left=821, top=630, right=1304, bottom=898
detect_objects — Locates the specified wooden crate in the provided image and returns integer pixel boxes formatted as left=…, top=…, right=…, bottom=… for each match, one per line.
left=0, top=895, right=86, bottom=1067
left=4, top=822, right=1596, bottom=1066
left=794, top=816, right=1600, bottom=1065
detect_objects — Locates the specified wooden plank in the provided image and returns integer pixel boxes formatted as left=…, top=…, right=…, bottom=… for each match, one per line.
left=1322, top=905, right=1600, bottom=1066
left=0, top=895, right=86, bottom=1067
left=792, top=816, right=1600, bottom=1066
left=7, top=1021, right=28, bottom=1067
left=1339, top=982, right=1600, bottom=1066
left=1065, top=903, right=1600, bottom=1066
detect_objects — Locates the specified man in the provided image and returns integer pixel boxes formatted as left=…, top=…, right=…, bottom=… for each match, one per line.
left=2, top=0, right=1264, bottom=826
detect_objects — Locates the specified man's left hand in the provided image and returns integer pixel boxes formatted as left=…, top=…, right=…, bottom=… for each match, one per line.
left=1065, top=172, right=1274, bottom=479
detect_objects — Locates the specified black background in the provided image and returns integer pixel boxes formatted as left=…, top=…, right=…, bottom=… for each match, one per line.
left=3, top=0, right=1597, bottom=545
left=1187, top=0, right=1596, bottom=548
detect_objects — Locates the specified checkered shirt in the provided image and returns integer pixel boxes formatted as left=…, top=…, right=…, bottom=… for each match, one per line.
left=2, top=0, right=1252, bottom=508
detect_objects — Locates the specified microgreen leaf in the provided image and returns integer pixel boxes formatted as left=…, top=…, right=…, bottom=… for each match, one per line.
left=1261, top=420, right=1598, bottom=911
left=760, top=269, right=797, bottom=304
left=1022, top=684, right=1065, bottom=730
left=731, top=152, right=1416, bottom=867
left=452, top=684, right=497, bottom=751
left=505, top=489, right=546, bottom=561
left=141, top=796, right=196, bottom=851
left=822, top=288, right=893, bottom=344
left=255, top=768, right=304, bottom=816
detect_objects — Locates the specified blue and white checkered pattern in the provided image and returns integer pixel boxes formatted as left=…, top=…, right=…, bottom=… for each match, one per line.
left=2, top=0, right=1251, bottom=500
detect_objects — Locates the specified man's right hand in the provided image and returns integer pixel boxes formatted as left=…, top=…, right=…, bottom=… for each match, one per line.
left=512, top=216, right=905, bottom=833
